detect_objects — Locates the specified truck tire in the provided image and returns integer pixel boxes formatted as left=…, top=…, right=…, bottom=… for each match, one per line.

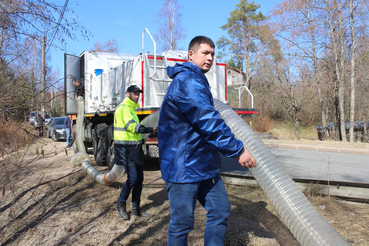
left=93, top=123, right=108, bottom=166
left=106, top=124, right=115, bottom=170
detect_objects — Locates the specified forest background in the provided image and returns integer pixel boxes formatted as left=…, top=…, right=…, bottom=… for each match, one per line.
left=1, top=0, right=369, bottom=155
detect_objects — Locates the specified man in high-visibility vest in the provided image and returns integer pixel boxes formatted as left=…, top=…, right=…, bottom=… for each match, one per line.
left=114, top=85, right=157, bottom=220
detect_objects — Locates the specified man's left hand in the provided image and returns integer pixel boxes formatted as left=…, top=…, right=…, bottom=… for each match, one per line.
left=236, top=148, right=256, bottom=168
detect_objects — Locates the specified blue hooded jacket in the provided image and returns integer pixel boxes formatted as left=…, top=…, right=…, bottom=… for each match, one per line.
left=158, top=62, right=244, bottom=183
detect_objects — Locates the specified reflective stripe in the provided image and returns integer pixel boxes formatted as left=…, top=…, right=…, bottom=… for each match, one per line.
left=124, top=119, right=137, bottom=130
left=114, top=140, right=143, bottom=145
left=114, top=127, right=126, bottom=132
left=135, top=123, right=143, bottom=133
left=114, top=98, right=142, bottom=143
left=114, top=103, right=125, bottom=126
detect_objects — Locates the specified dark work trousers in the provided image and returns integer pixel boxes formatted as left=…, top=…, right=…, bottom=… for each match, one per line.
left=166, top=174, right=231, bottom=246
left=118, top=164, right=144, bottom=208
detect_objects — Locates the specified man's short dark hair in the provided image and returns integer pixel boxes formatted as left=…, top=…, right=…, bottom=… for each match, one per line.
left=188, top=36, right=215, bottom=52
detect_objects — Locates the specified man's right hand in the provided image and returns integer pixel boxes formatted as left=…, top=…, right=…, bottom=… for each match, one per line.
left=236, top=148, right=256, bottom=168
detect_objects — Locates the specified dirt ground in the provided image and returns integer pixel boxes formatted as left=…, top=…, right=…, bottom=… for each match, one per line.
left=0, top=137, right=368, bottom=245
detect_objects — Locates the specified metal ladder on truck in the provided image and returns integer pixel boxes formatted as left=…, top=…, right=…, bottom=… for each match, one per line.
left=141, top=28, right=173, bottom=107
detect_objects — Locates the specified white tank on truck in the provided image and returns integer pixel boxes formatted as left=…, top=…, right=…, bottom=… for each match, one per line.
left=64, top=28, right=258, bottom=169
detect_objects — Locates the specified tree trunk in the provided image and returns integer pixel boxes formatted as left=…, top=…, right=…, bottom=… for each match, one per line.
left=325, top=0, right=346, bottom=141
left=294, top=117, right=301, bottom=140
left=307, top=4, right=328, bottom=137
left=338, top=0, right=347, bottom=141
left=349, top=0, right=356, bottom=142
left=364, top=119, right=368, bottom=143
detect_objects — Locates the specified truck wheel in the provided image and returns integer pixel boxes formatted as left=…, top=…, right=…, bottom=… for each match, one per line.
left=93, top=123, right=108, bottom=166
left=106, top=124, right=115, bottom=170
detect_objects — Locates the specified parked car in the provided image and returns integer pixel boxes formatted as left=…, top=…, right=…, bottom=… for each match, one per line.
left=45, top=116, right=69, bottom=141
left=29, top=111, right=52, bottom=127
left=44, top=113, right=51, bottom=124
left=29, top=111, right=41, bottom=127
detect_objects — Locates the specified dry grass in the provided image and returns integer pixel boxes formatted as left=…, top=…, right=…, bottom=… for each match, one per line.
left=250, top=118, right=318, bottom=140
left=307, top=194, right=369, bottom=246
left=0, top=121, right=34, bottom=154
left=0, top=121, right=47, bottom=197
left=267, top=121, right=317, bottom=140
left=251, top=116, right=274, bottom=133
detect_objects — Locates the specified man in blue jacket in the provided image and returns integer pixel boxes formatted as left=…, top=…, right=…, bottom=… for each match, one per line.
left=158, top=36, right=256, bottom=245
left=64, top=116, right=72, bottom=147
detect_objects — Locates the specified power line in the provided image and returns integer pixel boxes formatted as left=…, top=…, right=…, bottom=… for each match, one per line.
left=46, top=0, right=69, bottom=53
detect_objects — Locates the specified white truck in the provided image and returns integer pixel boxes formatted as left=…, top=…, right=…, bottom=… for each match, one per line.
left=64, top=29, right=257, bottom=169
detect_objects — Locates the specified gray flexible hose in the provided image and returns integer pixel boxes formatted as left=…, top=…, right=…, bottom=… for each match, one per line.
left=214, top=99, right=348, bottom=246
left=70, top=96, right=348, bottom=245
left=71, top=96, right=125, bottom=185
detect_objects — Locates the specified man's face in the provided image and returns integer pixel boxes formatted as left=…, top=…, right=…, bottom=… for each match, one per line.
left=127, top=91, right=141, bottom=104
left=188, top=43, right=215, bottom=74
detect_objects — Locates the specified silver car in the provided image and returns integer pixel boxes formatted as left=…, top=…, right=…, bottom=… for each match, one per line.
left=29, top=111, right=51, bottom=127
left=29, top=111, right=41, bottom=127
left=45, top=117, right=69, bottom=141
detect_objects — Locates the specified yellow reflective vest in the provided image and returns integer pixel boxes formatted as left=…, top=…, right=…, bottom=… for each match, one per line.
left=114, top=97, right=143, bottom=145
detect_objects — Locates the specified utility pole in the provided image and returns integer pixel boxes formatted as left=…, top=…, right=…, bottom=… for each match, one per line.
left=41, top=35, right=46, bottom=118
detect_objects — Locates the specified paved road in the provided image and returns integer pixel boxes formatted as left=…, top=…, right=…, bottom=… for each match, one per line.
left=220, top=147, right=369, bottom=184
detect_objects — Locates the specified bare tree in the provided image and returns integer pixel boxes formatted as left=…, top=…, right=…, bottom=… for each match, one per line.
left=271, top=0, right=369, bottom=141
left=0, top=0, right=91, bottom=65
left=91, top=39, right=120, bottom=53
left=0, top=0, right=91, bottom=118
left=323, top=0, right=347, bottom=141
left=155, top=0, right=186, bottom=52
left=272, top=0, right=334, bottom=139
left=275, top=58, right=315, bottom=139
left=348, top=0, right=358, bottom=142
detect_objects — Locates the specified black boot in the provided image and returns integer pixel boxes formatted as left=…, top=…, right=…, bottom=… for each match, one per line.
left=117, top=202, right=129, bottom=220
left=132, top=206, right=150, bottom=218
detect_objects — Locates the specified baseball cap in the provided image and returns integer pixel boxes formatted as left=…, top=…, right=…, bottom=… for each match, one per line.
left=126, top=85, right=143, bottom=93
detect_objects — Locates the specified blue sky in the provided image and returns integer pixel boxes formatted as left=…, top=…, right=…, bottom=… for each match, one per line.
left=49, top=0, right=278, bottom=77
